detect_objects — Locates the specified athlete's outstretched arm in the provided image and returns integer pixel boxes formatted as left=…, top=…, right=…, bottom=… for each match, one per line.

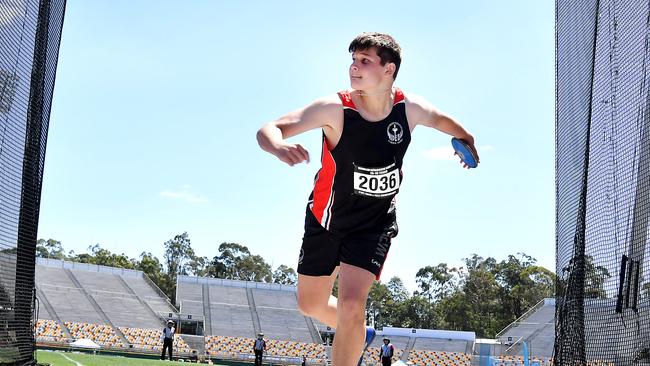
left=406, top=93, right=480, bottom=165
left=257, top=96, right=340, bottom=166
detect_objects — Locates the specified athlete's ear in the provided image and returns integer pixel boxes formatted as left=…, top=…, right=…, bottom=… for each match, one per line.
left=384, top=63, right=396, bottom=78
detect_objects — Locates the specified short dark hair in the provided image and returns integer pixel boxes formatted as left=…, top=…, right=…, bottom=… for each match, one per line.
left=348, top=32, right=402, bottom=80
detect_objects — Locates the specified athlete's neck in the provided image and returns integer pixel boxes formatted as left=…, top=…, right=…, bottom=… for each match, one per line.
left=351, top=88, right=394, bottom=118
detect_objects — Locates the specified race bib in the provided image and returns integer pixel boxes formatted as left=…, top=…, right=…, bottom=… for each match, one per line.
left=353, top=163, right=400, bottom=198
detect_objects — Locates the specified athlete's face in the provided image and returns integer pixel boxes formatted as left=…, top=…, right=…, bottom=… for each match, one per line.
left=349, top=47, right=393, bottom=91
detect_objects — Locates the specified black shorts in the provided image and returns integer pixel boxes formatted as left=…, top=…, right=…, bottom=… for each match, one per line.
left=297, top=208, right=398, bottom=279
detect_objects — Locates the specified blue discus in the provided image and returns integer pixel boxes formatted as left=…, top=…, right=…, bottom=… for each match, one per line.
left=451, top=137, right=478, bottom=168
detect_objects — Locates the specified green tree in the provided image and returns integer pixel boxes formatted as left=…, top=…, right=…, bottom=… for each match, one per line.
left=382, top=276, right=410, bottom=327
left=0, top=247, right=17, bottom=255
left=437, top=290, right=472, bottom=331
left=366, top=281, right=391, bottom=327
left=163, top=232, right=195, bottom=303
left=584, top=255, right=610, bottom=299
left=272, top=265, right=297, bottom=285
left=206, top=243, right=274, bottom=282
left=461, top=261, right=501, bottom=337
left=68, top=244, right=135, bottom=269
left=137, top=252, right=166, bottom=293
left=386, top=276, right=409, bottom=303
left=556, top=255, right=611, bottom=300
left=434, top=255, right=501, bottom=337
left=391, top=294, right=438, bottom=329
left=206, top=242, right=250, bottom=279
left=235, top=254, right=272, bottom=282
left=415, top=263, right=457, bottom=301
left=36, top=239, right=66, bottom=259
left=0, top=69, right=19, bottom=113
left=494, top=253, right=555, bottom=325
left=91, top=244, right=136, bottom=268
left=187, top=255, right=209, bottom=277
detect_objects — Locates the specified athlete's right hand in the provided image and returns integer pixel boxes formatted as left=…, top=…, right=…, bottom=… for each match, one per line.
left=272, top=142, right=310, bottom=166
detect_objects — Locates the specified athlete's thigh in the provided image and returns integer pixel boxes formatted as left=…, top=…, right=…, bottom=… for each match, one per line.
left=297, top=267, right=340, bottom=305
left=336, top=262, right=375, bottom=303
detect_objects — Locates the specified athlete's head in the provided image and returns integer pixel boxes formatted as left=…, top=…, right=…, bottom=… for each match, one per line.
left=348, top=33, right=402, bottom=81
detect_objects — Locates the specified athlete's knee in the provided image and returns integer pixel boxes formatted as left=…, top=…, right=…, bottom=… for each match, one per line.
left=296, top=292, right=327, bottom=317
left=336, top=295, right=367, bottom=324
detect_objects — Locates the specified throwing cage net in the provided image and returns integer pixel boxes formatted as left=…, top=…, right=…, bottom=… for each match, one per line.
left=0, top=0, right=66, bottom=365
left=555, top=0, right=650, bottom=365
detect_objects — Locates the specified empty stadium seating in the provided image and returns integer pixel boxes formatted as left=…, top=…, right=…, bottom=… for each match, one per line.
left=119, top=326, right=192, bottom=353
left=36, top=319, right=562, bottom=366
left=34, top=259, right=560, bottom=365
left=204, top=334, right=326, bottom=362
left=407, top=349, right=471, bottom=365
left=35, top=259, right=170, bottom=330
left=35, top=319, right=66, bottom=343
left=253, top=288, right=313, bottom=342
left=121, top=275, right=176, bottom=316
left=65, top=321, right=123, bottom=348
left=36, top=266, right=105, bottom=325
left=497, top=299, right=555, bottom=358
left=177, top=275, right=318, bottom=341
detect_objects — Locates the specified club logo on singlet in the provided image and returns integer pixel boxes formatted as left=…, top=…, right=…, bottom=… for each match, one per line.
left=387, top=122, right=403, bottom=144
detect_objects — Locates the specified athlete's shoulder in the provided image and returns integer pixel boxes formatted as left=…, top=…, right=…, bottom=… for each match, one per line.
left=402, top=91, right=431, bottom=109
left=302, top=93, right=344, bottom=120
left=402, top=91, right=439, bottom=127
left=310, top=93, right=343, bottom=109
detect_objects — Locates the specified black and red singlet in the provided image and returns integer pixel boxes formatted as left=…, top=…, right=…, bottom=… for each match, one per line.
left=307, top=88, right=411, bottom=233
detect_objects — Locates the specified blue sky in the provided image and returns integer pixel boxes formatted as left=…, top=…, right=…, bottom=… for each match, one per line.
left=38, top=1, right=554, bottom=291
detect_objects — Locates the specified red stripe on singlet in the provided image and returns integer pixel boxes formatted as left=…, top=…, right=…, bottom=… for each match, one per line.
left=393, top=88, right=405, bottom=104
left=338, top=91, right=356, bottom=109
left=311, top=138, right=336, bottom=228
left=340, top=88, right=404, bottom=108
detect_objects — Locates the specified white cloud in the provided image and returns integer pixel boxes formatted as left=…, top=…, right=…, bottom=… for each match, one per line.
left=422, top=144, right=494, bottom=160
left=480, top=145, right=494, bottom=152
left=422, top=146, right=455, bottom=160
left=160, top=185, right=207, bottom=203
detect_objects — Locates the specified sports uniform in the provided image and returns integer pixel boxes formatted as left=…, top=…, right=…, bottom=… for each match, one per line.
left=297, top=88, right=411, bottom=279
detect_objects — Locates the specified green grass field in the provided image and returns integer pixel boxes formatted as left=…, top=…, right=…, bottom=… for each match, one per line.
left=36, top=350, right=229, bottom=366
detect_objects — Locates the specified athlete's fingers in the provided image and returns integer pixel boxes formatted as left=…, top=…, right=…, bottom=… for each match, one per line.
left=294, top=144, right=310, bottom=163
left=287, top=148, right=305, bottom=165
left=284, top=145, right=308, bottom=165
left=287, top=151, right=300, bottom=166
left=275, top=146, right=298, bottom=166
left=278, top=152, right=297, bottom=166
left=274, top=143, right=309, bottom=166
left=279, top=156, right=293, bottom=166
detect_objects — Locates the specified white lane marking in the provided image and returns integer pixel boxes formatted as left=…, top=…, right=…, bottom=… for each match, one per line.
left=59, top=353, right=85, bottom=366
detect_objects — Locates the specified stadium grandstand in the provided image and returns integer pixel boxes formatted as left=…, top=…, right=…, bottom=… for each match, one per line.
left=496, top=299, right=554, bottom=358
left=34, top=258, right=554, bottom=365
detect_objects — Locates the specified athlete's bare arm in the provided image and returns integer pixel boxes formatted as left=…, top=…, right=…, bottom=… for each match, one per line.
left=257, top=95, right=343, bottom=166
left=405, top=93, right=480, bottom=164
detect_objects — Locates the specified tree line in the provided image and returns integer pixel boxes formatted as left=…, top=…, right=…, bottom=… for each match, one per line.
left=36, top=234, right=582, bottom=338
left=36, top=234, right=298, bottom=303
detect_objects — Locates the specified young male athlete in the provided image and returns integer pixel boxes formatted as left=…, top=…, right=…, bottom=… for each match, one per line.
left=256, top=32, right=478, bottom=366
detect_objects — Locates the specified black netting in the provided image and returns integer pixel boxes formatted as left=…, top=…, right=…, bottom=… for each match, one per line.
left=556, top=0, right=650, bottom=365
left=0, top=0, right=66, bottom=365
